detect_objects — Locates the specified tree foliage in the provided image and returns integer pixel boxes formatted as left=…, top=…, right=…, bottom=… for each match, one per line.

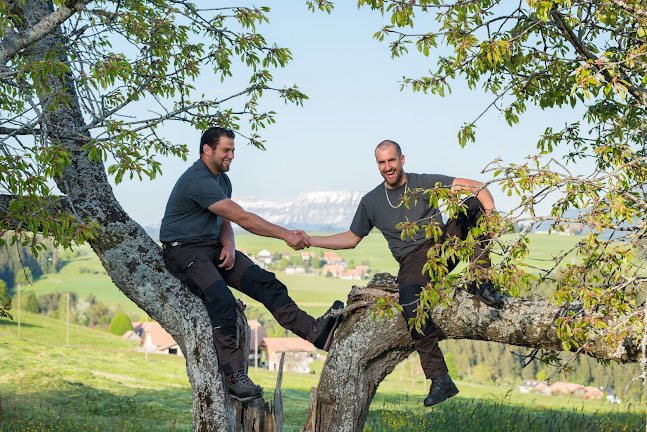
left=356, top=0, right=647, bottom=395
left=0, top=0, right=306, bottom=253
left=0, top=234, right=62, bottom=290
left=12, top=289, right=39, bottom=313
left=108, top=312, right=133, bottom=335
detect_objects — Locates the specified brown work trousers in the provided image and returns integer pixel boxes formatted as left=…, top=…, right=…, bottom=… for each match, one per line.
left=397, top=196, right=491, bottom=379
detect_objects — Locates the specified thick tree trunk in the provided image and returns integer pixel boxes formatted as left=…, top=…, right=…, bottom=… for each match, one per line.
left=16, top=2, right=239, bottom=430
left=305, top=273, right=640, bottom=432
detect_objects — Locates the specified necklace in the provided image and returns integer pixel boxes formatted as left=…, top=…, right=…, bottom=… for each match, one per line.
left=385, top=181, right=408, bottom=209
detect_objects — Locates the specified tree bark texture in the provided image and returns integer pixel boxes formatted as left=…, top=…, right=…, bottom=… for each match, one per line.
left=304, top=273, right=640, bottom=432
left=17, top=2, right=231, bottom=430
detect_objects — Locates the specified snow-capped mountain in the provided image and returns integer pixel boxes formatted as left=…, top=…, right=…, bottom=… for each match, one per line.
left=235, top=190, right=363, bottom=232
left=145, top=190, right=364, bottom=240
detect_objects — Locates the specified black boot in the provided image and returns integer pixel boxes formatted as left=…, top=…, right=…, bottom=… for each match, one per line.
left=306, top=300, right=344, bottom=351
left=466, top=279, right=503, bottom=308
left=424, top=373, right=459, bottom=407
left=227, top=370, right=262, bottom=402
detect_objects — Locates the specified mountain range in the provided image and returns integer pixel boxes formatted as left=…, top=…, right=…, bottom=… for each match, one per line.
left=145, top=191, right=364, bottom=240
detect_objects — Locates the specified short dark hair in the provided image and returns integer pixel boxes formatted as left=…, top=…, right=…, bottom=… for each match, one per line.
left=199, top=127, right=235, bottom=154
left=375, top=140, right=402, bottom=157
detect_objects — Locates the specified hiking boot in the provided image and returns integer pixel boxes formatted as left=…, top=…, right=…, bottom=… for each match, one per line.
left=227, top=370, right=262, bottom=402
left=466, top=279, right=503, bottom=308
left=424, top=373, right=459, bottom=407
left=306, top=300, right=344, bottom=351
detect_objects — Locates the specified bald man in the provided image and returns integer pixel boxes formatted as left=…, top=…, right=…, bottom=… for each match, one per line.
left=308, top=140, right=502, bottom=407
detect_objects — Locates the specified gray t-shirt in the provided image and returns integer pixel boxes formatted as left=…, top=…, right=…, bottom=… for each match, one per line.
left=160, top=159, right=232, bottom=243
left=350, top=173, right=455, bottom=259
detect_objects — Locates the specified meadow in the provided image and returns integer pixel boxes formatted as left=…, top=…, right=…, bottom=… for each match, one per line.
left=0, top=312, right=643, bottom=432
left=22, top=231, right=583, bottom=318
left=2, top=231, right=642, bottom=431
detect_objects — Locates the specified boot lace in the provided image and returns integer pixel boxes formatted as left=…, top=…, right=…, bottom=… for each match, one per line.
left=231, top=370, right=256, bottom=388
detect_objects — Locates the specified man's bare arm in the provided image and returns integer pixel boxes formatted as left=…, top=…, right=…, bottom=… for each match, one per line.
left=209, top=198, right=308, bottom=249
left=308, top=230, right=363, bottom=250
left=218, top=218, right=236, bottom=270
left=451, top=177, right=496, bottom=213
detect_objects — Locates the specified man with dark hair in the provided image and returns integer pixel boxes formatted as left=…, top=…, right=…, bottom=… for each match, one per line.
left=307, top=140, right=503, bottom=407
left=161, top=126, right=343, bottom=401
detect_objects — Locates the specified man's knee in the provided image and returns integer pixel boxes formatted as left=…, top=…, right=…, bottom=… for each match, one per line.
left=240, top=265, right=292, bottom=311
left=399, top=283, right=436, bottom=340
left=203, top=280, right=237, bottom=333
left=462, top=196, right=485, bottom=226
left=445, top=196, right=485, bottom=239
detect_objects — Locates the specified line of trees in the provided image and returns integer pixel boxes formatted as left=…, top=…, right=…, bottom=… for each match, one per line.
left=10, top=289, right=127, bottom=328
left=0, top=234, right=64, bottom=293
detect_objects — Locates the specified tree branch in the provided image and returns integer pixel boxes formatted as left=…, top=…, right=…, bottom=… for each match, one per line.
left=0, top=0, right=91, bottom=65
left=0, top=126, right=42, bottom=135
left=550, top=7, right=647, bottom=106
left=605, top=0, right=647, bottom=22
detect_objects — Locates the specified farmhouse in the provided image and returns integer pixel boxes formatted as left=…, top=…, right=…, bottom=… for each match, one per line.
left=517, top=380, right=621, bottom=403
left=256, top=249, right=273, bottom=265
left=323, top=251, right=343, bottom=264
left=262, top=337, right=317, bottom=374
left=139, top=321, right=183, bottom=356
left=322, top=264, right=345, bottom=277
left=339, top=266, right=370, bottom=280
left=301, top=251, right=315, bottom=261
left=285, top=265, right=306, bottom=275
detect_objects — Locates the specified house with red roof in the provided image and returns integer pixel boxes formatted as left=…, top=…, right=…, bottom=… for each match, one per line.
left=261, top=337, right=317, bottom=373
left=139, top=321, right=183, bottom=356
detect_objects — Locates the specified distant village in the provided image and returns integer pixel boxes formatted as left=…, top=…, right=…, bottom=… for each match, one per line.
left=241, top=249, right=371, bottom=280
left=123, top=321, right=623, bottom=405
left=123, top=319, right=321, bottom=375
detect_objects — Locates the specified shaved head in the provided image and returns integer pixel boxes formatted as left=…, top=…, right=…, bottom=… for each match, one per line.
left=375, top=139, right=406, bottom=188
left=375, top=140, right=402, bottom=157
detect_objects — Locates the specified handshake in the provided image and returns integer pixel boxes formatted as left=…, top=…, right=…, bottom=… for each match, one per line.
left=285, top=230, right=310, bottom=251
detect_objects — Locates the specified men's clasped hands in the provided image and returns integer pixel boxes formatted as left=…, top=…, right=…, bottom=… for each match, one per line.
left=287, top=230, right=310, bottom=250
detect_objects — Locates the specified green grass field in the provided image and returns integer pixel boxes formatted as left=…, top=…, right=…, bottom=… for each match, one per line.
left=1, top=312, right=643, bottom=432
left=3, top=231, right=639, bottom=431
left=22, top=232, right=583, bottom=319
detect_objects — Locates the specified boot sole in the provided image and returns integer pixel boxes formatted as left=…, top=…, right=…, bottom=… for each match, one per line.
left=424, top=388, right=459, bottom=407
left=229, top=392, right=262, bottom=402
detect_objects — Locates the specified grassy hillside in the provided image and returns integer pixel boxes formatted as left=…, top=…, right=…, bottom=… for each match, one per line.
left=26, top=249, right=141, bottom=317
left=0, top=312, right=642, bottom=432
left=22, top=232, right=582, bottom=319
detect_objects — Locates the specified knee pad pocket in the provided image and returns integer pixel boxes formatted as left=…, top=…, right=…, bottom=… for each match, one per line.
left=202, top=280, right=237, bottom=332
left=241, top=265, right=291, bottom=311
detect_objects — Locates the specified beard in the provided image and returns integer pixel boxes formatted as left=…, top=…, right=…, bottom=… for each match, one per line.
left=212, top=155, right=231, bottom=173
left=383, top=168, right=405, bottom=187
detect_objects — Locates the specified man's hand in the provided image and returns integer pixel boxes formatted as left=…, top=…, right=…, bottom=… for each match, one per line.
left=218, top=243, right=236, bottom=270
left=286, top=230, right=310, bottom=250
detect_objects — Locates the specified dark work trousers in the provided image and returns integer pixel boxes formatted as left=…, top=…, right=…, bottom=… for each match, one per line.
left=163, top=239, right=315, bottom=376
left=397, top=197, right=491, bottom=379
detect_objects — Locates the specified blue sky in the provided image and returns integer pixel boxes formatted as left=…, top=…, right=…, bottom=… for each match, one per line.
left=112, top=2, right=586, bottom=227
